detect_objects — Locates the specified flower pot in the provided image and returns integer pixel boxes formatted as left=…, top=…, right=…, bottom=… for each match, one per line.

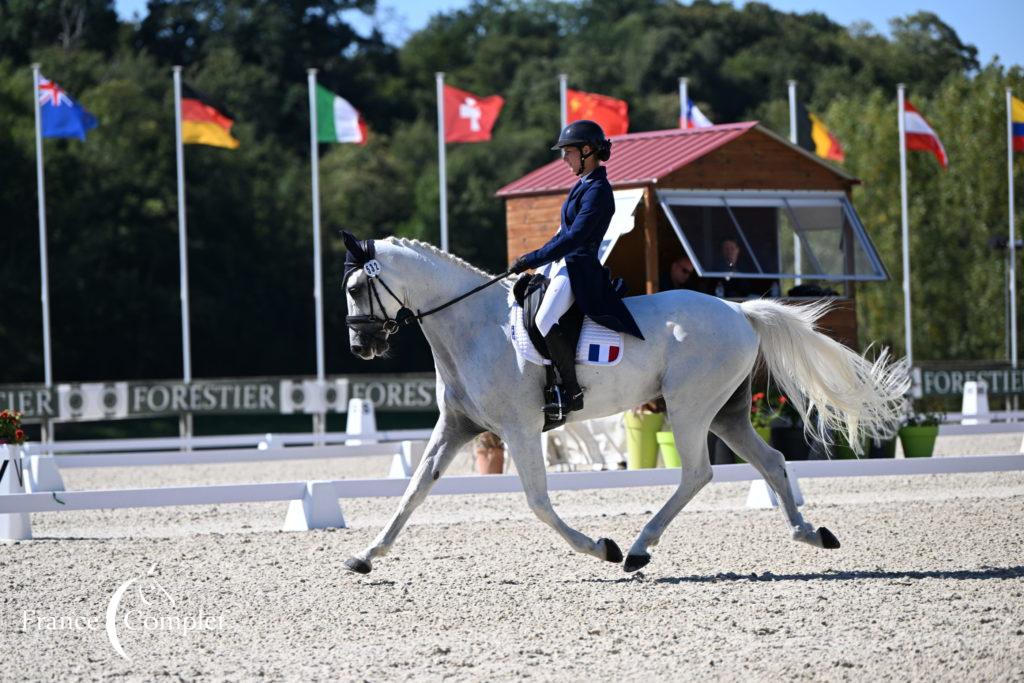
left=867, top=437, right=897, bottom=459
left=754, top=426, right=771, bottom=444
left=656, top=431, right=680, bottom=468
left=474, top=447, right=505, bottom=474
left=625, top=412, right=663, bottom=469
left=770, top=426, right=811, bottom=460
left=830, top=431, right=866, bottom=460
left=899, top=425, right=938, bottom=458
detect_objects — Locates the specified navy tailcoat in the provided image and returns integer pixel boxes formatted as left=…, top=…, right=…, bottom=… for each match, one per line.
left=518, top=166, right=644, bottom=339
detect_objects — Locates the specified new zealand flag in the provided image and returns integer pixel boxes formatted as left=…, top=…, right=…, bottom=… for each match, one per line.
left=39, top=76, right=98, bottom=140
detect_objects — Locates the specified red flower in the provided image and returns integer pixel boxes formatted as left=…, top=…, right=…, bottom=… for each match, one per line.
left=14, top=429, right=25, bottom=441
left=752, top=392, right=765, bottom=402
left=778, top=396, right=788, bottom=405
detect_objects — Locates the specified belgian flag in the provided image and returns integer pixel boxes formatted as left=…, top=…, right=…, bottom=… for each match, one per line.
left=796, top=101, right=844, bottom=162
left=181, top=84, right=240, bottom=149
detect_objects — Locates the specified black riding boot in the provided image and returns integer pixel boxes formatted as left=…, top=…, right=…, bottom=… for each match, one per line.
left=542, top=323, right=584, bottom=414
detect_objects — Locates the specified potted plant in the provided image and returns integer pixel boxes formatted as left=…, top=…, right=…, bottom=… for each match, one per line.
left=473, top=431, right=505, bottom=474
left=898, top=411, right=941, bottom=458
left=628, top=399, right=665, bottom=469
left=0, top=409, right=27, bottom=487
left=768, top=394, right=812, bottom=460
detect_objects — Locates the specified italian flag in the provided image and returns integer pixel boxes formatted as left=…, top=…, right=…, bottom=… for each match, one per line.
left=315, top=85, right=368, bottom=144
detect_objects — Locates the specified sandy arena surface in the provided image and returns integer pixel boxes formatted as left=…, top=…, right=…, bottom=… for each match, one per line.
left=2, top=434, right=1023, bottom=681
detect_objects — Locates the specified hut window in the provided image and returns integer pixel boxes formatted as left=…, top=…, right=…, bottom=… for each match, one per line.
left=656, top=190, right=887, bottom=283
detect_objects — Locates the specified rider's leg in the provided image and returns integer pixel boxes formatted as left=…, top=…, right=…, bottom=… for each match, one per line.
left=536, top=265, right=582, bottom=411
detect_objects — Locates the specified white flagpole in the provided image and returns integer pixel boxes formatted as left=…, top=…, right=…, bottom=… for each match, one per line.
left=435, top=72, right=449, bottom=252
left=307, top=68, right=327, bottom=436
left=1008, top=87, right=1018, bottom=369
left=898, top=83, right=913, bottom=366
left=559, top=73, right=568, bottom=129
left=679, top=77, right=688, bottom=128
left=31, top=64, right=53, bottom=443
left=788, top=79, right=802, bottom=285
left=173, top=66, right=193, bottom=439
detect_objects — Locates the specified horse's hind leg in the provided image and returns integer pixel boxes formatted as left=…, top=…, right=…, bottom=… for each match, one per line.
left=624, top=410, right=714, bottom=573
left=711, top=381, right=840, bottom=550
left=505, top=429, right=623, bottom=564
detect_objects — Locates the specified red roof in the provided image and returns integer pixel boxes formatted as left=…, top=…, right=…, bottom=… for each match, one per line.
left=496, top=122, right=759, bottom=197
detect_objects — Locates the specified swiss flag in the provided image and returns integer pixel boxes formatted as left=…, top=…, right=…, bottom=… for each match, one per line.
left=443, top=84, right=504, bottom=143
left=566, top=88, right=629, bottom=136
left=903, top=100, right=948, bottom=169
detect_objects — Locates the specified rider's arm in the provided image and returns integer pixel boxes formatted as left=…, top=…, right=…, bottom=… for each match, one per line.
left=517, top=185, right=612, bottom=270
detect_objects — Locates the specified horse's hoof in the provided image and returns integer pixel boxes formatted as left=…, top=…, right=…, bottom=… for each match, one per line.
left=623, top=553, right=651, bottom=573
left=818, top=527, right=841, bottom=549
left=600, top=538, right=623, bottom=563
left=344, top=557, right=372, bottom=574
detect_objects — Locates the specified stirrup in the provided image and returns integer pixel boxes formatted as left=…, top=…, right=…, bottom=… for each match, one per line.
left=542, top=384, right=583, bottom=419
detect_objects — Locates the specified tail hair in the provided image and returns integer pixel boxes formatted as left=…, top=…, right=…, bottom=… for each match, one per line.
left=741, top=299, right=910, bottom=453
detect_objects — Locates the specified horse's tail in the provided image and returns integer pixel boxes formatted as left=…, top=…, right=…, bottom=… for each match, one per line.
left=740, top=299, right=909, bottom=452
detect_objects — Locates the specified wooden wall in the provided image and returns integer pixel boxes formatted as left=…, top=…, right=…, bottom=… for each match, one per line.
left=504, top=194, right=563, bottom=264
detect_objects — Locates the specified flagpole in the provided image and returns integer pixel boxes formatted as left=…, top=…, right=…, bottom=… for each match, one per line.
left=307, top=68, right=326, bottom=437
left=173, top=66, right=193, bottom=439
left=788, top=79, right=802, bottom=285
left=435, top=72, right=449, bottom=252
left=898, top=83, right=913, bottom=367
left=679, top=77, right=688, bottom=128
left=1008, top=87, right=1018, bottom=369
left=31, top=63, right=53, bottom=443
left=559, top=73, right=568, bottom=129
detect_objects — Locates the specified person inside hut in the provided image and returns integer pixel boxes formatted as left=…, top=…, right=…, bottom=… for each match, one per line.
left=660, top=254, right=704, bottom=293
left=711, top=237, right=775, bottom=298
left=509, top=120, right=645, bottom=416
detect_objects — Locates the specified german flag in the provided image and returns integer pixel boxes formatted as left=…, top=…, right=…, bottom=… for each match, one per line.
left=181, top=84, right=240, bottom=149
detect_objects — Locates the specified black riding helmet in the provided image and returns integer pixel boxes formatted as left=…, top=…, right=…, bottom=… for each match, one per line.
left=551, top=119, right=612, bottom=175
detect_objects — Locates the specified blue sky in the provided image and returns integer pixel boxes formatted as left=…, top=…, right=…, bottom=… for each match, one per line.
left=114, top=0, right=1022, bottom=68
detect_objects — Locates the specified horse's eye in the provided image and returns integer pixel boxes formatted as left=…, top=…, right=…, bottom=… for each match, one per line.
left=347, top=285, right=360, bottom=296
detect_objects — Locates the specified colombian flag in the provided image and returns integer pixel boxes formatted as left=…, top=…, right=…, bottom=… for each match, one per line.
left=1012, top=95, right=1024, bottom=153
left=181, top=84, right=239, bottom=149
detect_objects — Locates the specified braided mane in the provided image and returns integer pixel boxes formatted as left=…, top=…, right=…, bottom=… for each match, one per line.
left=384, top=237, right=511, bottom=286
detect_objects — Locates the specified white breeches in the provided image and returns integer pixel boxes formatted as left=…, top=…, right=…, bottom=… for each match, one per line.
left=536, top=260, right=574, bottom=336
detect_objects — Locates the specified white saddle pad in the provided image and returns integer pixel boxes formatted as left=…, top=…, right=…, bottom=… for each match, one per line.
left=508, top=303, right=624, bottom=367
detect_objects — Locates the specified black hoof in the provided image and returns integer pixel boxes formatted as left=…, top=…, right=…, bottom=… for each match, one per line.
left=818, top=527, right=841, bottom=549
left=623, top=553, right=651, bottom=573
left=344, top=557, right=372, bottom=574
left=600, top=538, right=623, bottom=563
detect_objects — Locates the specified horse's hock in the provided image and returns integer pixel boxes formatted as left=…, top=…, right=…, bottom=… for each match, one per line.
left=498, top=122, right=885, bottom=351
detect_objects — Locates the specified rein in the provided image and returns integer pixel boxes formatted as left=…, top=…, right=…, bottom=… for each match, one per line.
left=342, top=233, right=511, bottom=335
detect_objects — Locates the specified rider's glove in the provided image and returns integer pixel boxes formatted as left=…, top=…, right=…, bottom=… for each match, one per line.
left=510, top=256, right=531, bottom=274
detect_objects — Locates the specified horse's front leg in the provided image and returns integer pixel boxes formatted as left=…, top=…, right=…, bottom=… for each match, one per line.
left=344, top=416, right=475, bottom=574
left=504, top=429, right=623, bottom=564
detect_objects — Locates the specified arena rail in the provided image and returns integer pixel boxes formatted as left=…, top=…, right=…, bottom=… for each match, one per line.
left=2, top=454, right=1022, bottom=540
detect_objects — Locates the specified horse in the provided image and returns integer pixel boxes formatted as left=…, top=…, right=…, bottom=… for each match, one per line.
left=341, top=235, right=908, bottom=574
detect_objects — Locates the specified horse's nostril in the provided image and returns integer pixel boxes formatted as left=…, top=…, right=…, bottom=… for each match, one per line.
left=352, top=344, right=364, bottom=354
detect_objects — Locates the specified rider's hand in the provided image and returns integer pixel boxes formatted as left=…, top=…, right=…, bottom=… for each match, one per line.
left=510, top=256, right=531, bottom=274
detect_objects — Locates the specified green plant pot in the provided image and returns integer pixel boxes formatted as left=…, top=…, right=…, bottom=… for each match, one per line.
left=625, top=412, right=663, bottom=469
left=656, top=431, right=680, bottom=468
left=754, top=426, right=771, bottom=444
left=899, top=425, right=938, bottom=458
left=867, top=437, right=897, bottom=459
left=831, top=431, right=866, bottom=460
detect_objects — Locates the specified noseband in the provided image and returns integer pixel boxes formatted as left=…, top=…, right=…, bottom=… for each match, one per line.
left=342, top=232, right=511, bottom=338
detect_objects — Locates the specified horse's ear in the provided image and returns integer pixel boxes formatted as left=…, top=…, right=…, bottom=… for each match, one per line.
left=341, top=231, right=364, bottom=259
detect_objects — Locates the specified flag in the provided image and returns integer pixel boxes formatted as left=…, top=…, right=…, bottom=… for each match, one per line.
left=443, top=84, right=504, bottom=143
left=795, top=102, right=844, bottom=162
left=1011, top=95, right=1024, bottom=153
left=566, top=88, right=629, bottom=136
left=315, top=85, right=367, bottom=144
left=39, top=76, right=97, bottom=140
left=903, top=99, right=947, bottom=168
left=680, top=98, right=712, bottom=129
left=181, top=84, right=240, bottom=149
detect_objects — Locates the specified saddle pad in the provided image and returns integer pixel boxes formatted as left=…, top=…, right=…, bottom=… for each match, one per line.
left=508, top=303, right=624, bottom=367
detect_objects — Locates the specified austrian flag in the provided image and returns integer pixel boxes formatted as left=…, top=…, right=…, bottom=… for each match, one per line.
left=903, top=100, right=948, bottom=168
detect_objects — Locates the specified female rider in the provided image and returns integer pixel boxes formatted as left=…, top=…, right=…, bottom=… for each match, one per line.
left=511, top=120, right=645, bottom=416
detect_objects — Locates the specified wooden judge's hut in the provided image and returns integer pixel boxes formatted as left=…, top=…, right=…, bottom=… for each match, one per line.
left=496, top=122, right=889, bottom=349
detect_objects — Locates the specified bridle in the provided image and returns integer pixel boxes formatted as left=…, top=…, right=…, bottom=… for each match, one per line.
left=342, top=232, right=510, bottom=338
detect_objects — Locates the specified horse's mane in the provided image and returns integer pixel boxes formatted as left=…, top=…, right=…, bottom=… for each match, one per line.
left=383, top=236, right=513, bottom=289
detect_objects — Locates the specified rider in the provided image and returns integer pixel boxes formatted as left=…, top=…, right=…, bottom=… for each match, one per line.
left=510, top=120, right=645, bottom=416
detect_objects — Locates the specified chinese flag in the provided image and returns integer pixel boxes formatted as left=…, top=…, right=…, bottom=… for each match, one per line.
left=443, top=84, right=504, bottom=143
left=566, top=88, right=629, bottom=136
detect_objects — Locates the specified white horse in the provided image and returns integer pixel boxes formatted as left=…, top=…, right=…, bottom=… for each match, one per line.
left=342, top=236, right=908, bottom=574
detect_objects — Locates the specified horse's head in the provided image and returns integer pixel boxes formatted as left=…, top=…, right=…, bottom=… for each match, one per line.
left=342, top=231, right=409, bottom=360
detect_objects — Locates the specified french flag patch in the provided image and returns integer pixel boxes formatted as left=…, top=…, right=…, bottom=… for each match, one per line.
left=587, top=343, right=620, bottom=363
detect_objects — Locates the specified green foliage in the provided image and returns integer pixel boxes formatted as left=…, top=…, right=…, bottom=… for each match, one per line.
left=0, top=0, right=1015, bottom=384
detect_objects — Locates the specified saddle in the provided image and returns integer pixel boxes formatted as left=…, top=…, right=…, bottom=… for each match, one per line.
left=512, top=273, right=628, bottom=431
